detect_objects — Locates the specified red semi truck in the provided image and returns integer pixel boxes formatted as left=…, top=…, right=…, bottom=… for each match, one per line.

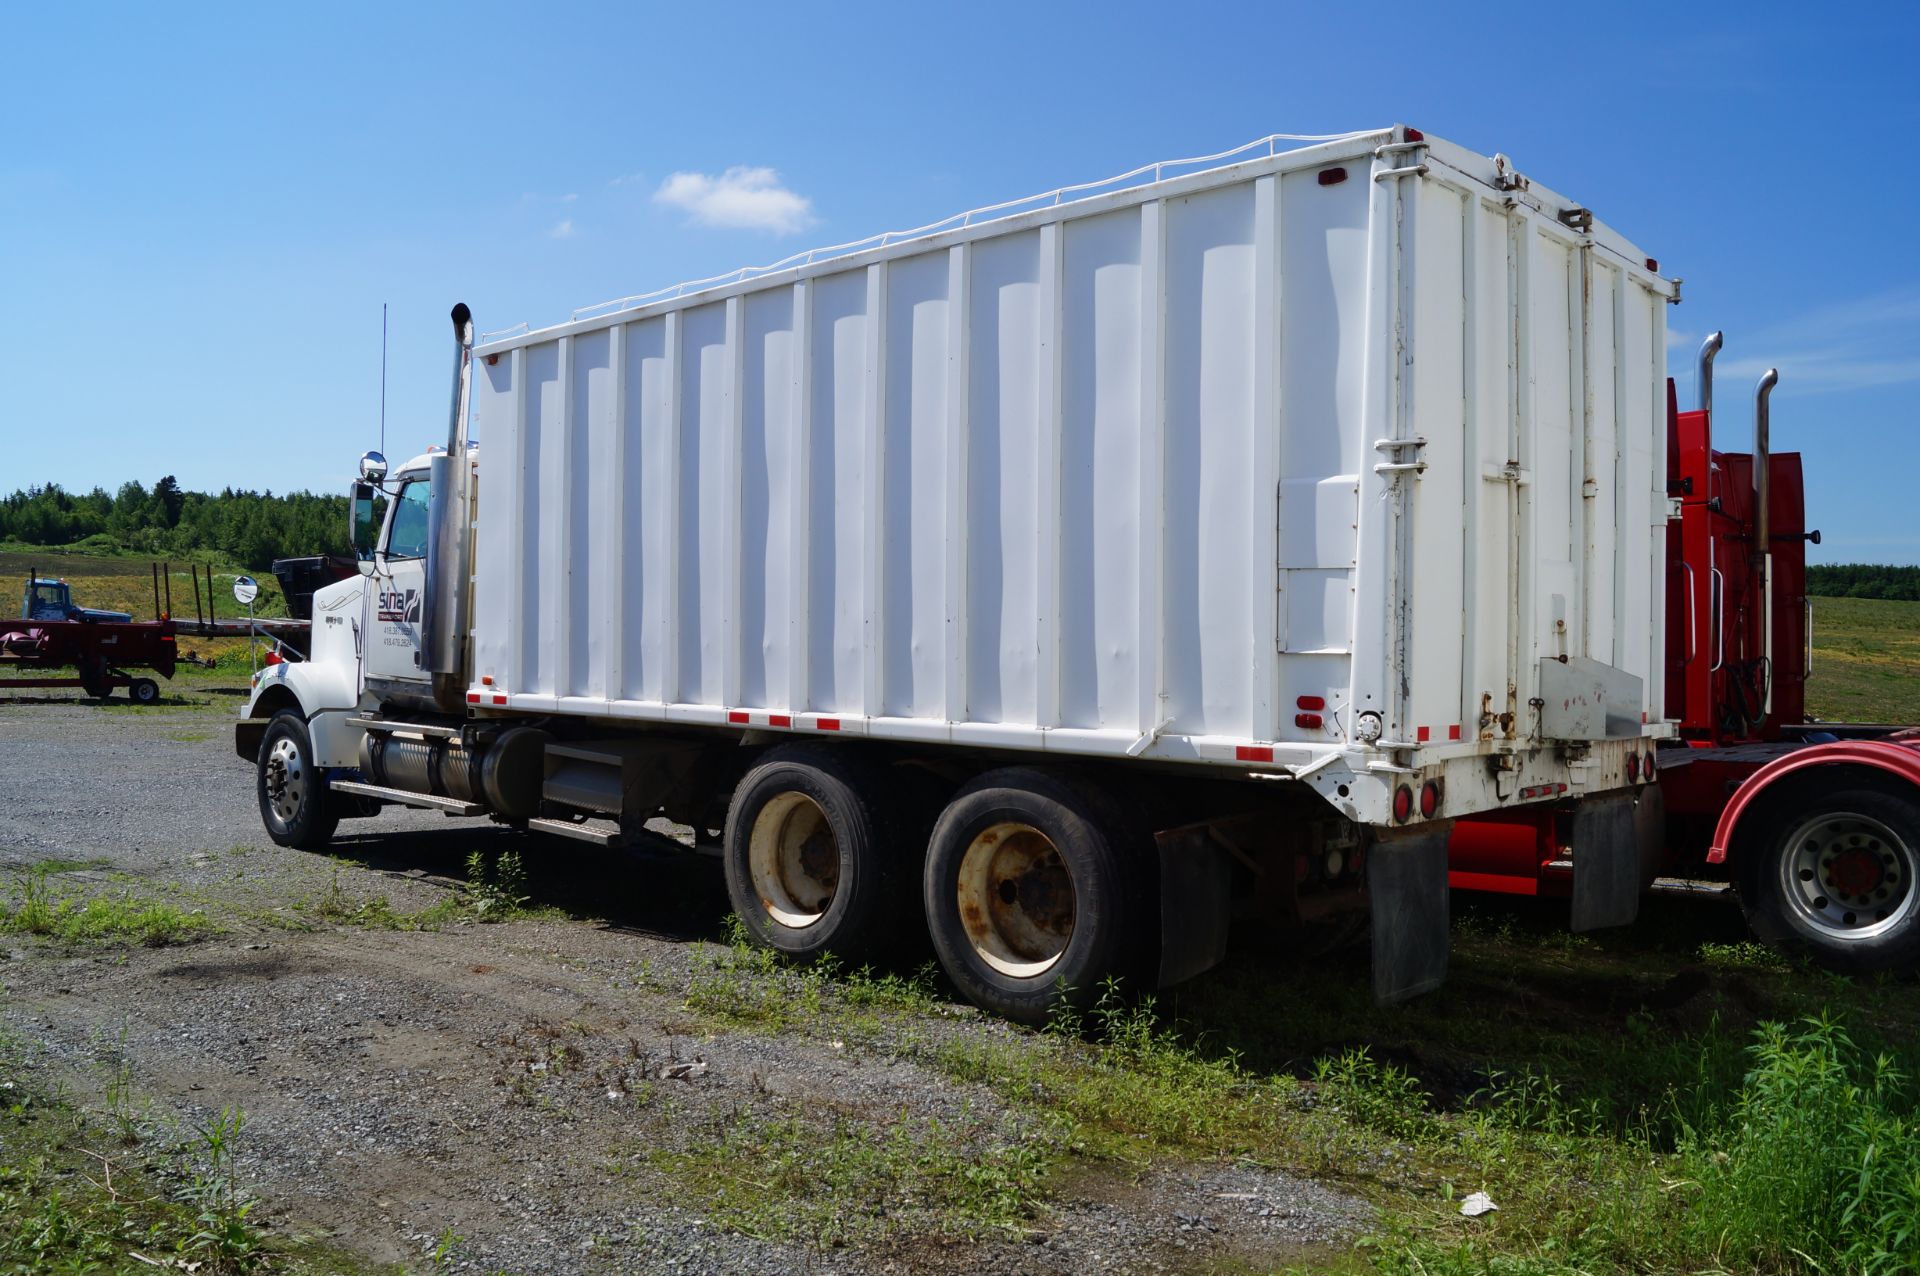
left=1448, top=334, right=1920, bottom=973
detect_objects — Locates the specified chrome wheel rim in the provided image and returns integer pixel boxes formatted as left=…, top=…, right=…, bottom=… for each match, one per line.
left=1778, top=810, right=1917, bottom=941
left=956, top=822, right=1075, bottom=979
left=264, top=735, right=306, bottom=832
left=747, top=792, right=840, bottom=929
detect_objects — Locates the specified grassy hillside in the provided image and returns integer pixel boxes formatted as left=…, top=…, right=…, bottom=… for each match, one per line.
left=1807, top=594, right=1920, bottom=724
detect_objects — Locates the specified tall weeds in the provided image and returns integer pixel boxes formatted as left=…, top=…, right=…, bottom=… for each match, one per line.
left=1678, top=1017, right=1920, bottom=1275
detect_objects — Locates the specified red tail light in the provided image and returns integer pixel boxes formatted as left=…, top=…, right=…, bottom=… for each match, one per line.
left=1626, top=752, right=1641, bottom=783
left=1419, top=781, right=1441, bottom=819
left=1296, top=695, right=1326, bottom=711
left=1295, top=713, right=1323, bottom=729
left=1644, top=750, right=1657, bottom=781
left=1393, top=785, right=1414, bottom=823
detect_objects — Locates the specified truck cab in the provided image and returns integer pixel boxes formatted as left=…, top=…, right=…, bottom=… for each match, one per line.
left=244, top=446, right=466, bottom=723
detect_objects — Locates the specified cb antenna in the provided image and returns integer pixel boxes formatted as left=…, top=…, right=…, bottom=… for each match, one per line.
left=379, top=302, right=389, bottom=455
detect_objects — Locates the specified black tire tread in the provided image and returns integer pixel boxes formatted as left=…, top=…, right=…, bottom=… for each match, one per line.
left=922, top=766, right=1151, bottom=1026
left=256, top=711, right=339, bottom=851
left=722, top=743, right=924, bottom=962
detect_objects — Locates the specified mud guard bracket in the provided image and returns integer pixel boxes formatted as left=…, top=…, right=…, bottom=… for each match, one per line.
left=1571, top=792, right=1641, bottom=932
left=1369, top=821, right=1453, bottom=1004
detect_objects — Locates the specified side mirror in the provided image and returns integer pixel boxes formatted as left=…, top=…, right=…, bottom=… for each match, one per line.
left=359, top=450, right=389, bottom=482
left=350, top=481, right=380, bottom=561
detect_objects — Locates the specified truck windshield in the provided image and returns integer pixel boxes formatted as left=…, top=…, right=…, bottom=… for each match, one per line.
left=385, top=478, right=432, bottom=560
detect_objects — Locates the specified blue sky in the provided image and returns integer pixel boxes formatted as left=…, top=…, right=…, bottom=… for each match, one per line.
left=3, top=1, right=1916, bottom=563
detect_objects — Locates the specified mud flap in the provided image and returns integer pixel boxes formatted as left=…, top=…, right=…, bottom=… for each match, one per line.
left=1157, top=831, right=1232, bottom=987
left=1369, top=821, right=1452, bottom=1004
left=234, top=718, right=268, bottom=763
left=1571, top=793, right=1641, bottom=932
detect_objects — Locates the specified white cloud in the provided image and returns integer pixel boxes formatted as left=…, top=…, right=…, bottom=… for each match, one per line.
left=1696, top=286, right=1920, bottom=395
left=653, top=166, right=814, bottom=234
left=549, top=219, right=575, bottom=239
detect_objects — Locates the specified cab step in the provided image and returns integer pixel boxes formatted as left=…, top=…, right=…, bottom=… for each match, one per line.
left=330, top=779, right=484, bottom=816
left=527, top=817, right=626, bottom=848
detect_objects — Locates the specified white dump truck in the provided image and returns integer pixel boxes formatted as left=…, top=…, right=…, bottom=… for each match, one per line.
left=238, top=126, right=1673, bottom=1019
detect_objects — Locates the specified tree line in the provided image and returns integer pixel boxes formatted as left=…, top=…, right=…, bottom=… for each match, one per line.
left=0, top=479, right=349, bottom=570
left=1805, top=563, right=1920, bottom=601
left=5, top=476, right=1915, bottom=597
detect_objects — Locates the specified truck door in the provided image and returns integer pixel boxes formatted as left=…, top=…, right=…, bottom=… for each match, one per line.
left=362, top=472, right=432, bottom=692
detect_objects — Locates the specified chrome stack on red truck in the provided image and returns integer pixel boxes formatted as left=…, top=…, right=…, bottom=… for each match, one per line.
left=1448, top=332, right=1920, bottom=973
left=231, top=127, right=1920, bottom=1024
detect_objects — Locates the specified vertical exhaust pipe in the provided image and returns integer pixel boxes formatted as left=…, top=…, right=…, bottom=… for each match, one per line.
left=1697, top=330, right=1723, bottom=423
left=1752, top=368, right=1779, bottom=715
left=1753, top=368, right=1776, bottom=558
left=424, top=304, right=476, bottom=710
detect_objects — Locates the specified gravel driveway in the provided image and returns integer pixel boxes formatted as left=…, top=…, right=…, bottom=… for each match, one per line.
left=0, top=688, right=1368, bottom=1274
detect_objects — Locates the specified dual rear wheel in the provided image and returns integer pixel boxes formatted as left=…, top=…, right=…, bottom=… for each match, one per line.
left=1740, top=777, right=1920, bottom=972
left=722, top=751, right=1149, bottom=1024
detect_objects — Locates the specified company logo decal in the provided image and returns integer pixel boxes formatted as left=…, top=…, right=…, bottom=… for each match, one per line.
left=377, top=588, right=421, bottom=624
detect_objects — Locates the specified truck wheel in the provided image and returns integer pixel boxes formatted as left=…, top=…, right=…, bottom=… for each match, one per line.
left=1738, top=777, right=1920, bottom=973
left=722, top=744, right=917, bottom=961
left=129, top=678, right=160, bottom=705
left=923, top=769, right=1147, bottom=1026
left=257, top=711, right=339, bottom=850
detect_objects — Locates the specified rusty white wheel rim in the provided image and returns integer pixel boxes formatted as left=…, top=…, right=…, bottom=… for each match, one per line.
left=1779, top=809, right=1916, bottom=941
left=748, top=792, right=840, bottom=929
left=264, top=735, right=305, bottom=831
left=956, top=822, right=1075, bottom=979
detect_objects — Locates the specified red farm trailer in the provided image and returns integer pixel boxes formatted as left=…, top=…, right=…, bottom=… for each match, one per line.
left=1, top=566, right=314, bottom=703
left=0, top=576, right=181, bottom=702
left=1448, top=334, right=1920, bottom=973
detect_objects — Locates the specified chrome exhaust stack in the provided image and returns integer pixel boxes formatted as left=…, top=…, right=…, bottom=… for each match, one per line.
left=1752, top=367, right=1779, bottom=713
left=1697, top=330, right=1723, bottom=424
left=424, top=303, right=476, bottom=711
left=1754, top=368, right=1777, bottom=556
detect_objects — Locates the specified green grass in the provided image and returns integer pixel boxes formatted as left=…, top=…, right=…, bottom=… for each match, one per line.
left=683, top=919, right=946, bottom=1034
left=0, top=868, right=215, bottom=946
left=0, top=1032, right=379, bottom=1274
left=674, top=897, right=1920, bottom=1273
left=1364, top=1017, right=1920, bottom=1276
left=653, top=1108, right=1049, bottom=1246
left=284, top=853, right=553, bottom=932
left=1807, top=594, right=1920, bottom=723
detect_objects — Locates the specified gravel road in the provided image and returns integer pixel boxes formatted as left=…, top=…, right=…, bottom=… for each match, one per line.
left=0, top=687, right=1368, bottom=1274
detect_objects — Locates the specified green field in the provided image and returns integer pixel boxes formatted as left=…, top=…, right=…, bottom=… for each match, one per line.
left=1807, top=594, right=1920, bottom=723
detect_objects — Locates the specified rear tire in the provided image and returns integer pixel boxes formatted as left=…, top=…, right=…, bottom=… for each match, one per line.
left=722, top=745, right=919, bottom=962
left=1737, top=776, right=1920, bottom=973
left=923, top=768, right=1148, bottom=1026
left=257, top=711, right=338, bottom=850
left=129, top=678, right=160, bottom=705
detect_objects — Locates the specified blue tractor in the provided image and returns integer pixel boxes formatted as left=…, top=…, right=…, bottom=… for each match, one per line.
left=22, top=577, right=134, bottom=624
